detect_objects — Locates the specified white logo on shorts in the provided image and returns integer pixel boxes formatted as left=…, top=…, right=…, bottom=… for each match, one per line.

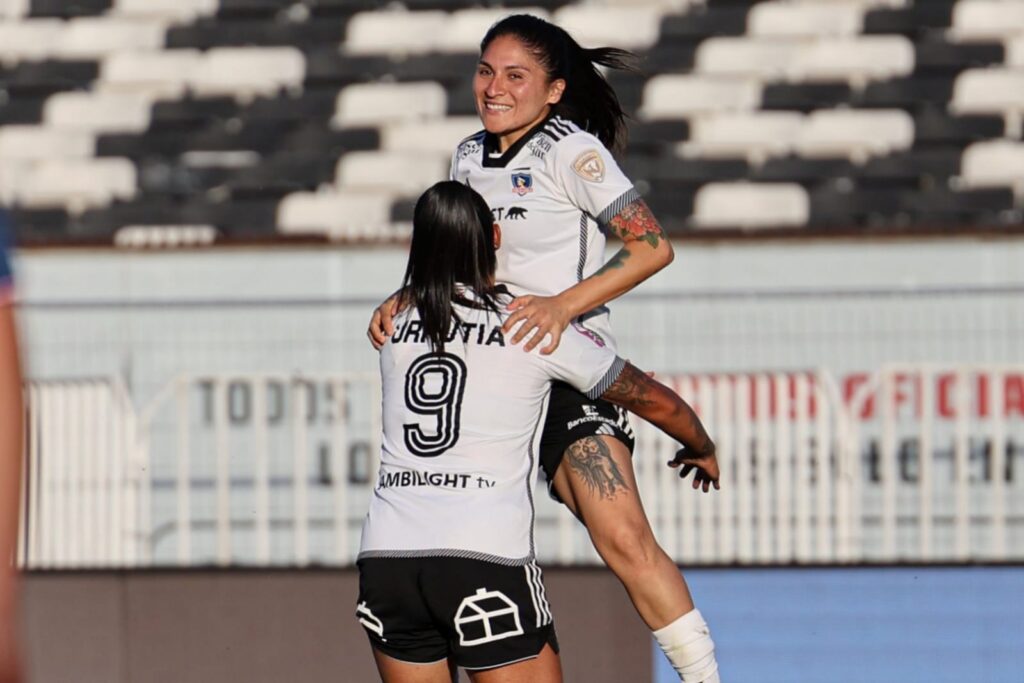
left=356, top=601, right=387, bottom=642
left=454, top=588, right=523, bottom=647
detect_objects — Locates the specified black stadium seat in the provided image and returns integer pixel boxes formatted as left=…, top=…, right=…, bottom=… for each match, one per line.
left=862, top=1, right=958, bottom=36
left=28, top=0, right=112, bottom=18
left=165, top=17, right=347, bottom=49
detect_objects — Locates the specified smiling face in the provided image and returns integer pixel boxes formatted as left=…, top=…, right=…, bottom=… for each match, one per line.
left=474, top=34, right=565, bottom=153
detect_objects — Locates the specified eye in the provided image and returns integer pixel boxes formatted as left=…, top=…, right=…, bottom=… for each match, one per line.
left=509, top=72, right=523, bottom=80
left=477, top=66, right=492, bottom=77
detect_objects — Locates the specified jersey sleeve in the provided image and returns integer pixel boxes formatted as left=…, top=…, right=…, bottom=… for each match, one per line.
left=540, top=323, right=625, bottom=400
left=552, top=133, right=641, bottom=227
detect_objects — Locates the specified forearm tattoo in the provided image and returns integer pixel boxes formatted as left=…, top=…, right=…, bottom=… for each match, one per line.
left=601, top=363, right=657, bottom=409
left=565, top=436, right=628, bottom=500
left=607, top=199, right=666, bottom=249
left=593, top=247, right=631, bottom=276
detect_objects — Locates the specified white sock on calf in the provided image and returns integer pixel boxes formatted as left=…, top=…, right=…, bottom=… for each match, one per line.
left=653, top=608, right=720, bottom=683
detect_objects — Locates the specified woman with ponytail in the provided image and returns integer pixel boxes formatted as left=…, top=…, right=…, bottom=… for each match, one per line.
left=368, top=15, right=721, bottom=682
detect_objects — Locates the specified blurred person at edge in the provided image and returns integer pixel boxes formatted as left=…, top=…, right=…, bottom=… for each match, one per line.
left=0, top=212, right=24, bottom=683
left=369, top=15, right=720, bottom=683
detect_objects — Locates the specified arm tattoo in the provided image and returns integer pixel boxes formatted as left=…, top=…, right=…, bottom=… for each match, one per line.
left=592, top=247, right=631, bottom=277
left=606, top=199, right=665, bottom=249
left=565, top=436, right=629, bottom=500
left=602, top=363, right=657, bottom=409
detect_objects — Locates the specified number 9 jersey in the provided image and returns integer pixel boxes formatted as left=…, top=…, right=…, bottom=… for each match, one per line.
left=358, top=290, right=625, bottom=566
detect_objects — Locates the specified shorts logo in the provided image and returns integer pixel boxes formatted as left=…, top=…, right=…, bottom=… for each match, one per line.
left=511, top=172, right=533, bottom=196
left=455, top=588, right=524, bottom=646
left=572, top=150, right=605, bottom=183
left=582, top=404, right=599, bottom=418
left=356, top=601, right=387, bottom=641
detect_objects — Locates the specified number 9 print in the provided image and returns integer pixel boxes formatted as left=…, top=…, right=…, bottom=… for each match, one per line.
left=403, top=353, right=468, bottom=457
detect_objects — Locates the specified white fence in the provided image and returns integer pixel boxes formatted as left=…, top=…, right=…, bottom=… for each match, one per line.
left=18, top=365, right=1024, bottom=569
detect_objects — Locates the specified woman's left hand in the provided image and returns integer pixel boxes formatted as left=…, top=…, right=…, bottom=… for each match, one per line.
left=502, top=295, right=573, bottom=354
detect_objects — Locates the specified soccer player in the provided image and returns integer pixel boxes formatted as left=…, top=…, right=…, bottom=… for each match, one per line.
left=358, top=181, right=720, bottom=683
left=0, top=213, right=24, bottom=683
left=369, top=15, right=720, bottom=681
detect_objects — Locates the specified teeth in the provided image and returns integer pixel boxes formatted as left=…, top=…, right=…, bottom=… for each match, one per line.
left=486, top=103, right=511, bottom=111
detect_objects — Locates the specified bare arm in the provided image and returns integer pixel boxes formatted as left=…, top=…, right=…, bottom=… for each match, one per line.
left=600, top=362, right=719, bottom=491
left=0, top=304, right=23, bottom=682
left=504, top=199, right=674, bottom=353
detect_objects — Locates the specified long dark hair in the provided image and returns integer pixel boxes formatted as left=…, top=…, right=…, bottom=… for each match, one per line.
left=481, top=14, right=637, bottom=153
left=399, top=181, right=502, bottom=353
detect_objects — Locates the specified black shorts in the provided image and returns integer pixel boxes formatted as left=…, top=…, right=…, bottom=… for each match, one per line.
left=356, top=556, right=558, bottom=671
left=539, top=381, right=636, bottom=486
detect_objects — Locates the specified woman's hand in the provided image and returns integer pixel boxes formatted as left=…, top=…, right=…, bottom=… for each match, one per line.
left=668, top=445, right=720, bottom=493
left=367, top=292, right=405, bottom=350
left=502, top=294, right=574, bottom=354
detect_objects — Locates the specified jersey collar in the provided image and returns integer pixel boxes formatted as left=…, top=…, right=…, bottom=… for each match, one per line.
left=482, top=113, right=554, bottom=168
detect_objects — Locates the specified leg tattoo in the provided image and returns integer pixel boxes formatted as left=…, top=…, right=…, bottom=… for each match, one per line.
left=566, top=437, right=628, bottom=500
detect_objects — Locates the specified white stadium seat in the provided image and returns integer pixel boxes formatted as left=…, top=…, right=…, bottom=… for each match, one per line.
left=950, top=0, right=1024, bottom=41
left=640, top=75, right=762, bottom=119
left=696, top=38, right=804, bottom=80
left=277, top=190, right=399, bottom=240
left=951, top=69, right=1024, bottom=136
left=190, top=48, right=305, bottom=101
left=335, top=152, right=449, bottom=194
left=679, top=112, right=805, bottom=163
left=112, top=0, right=218, bottom=22
left=0, top=20, right=63, bottom=62
left=332, top=82, right=447, bottom=128
left=14, top=158, right=136, bottom=212
left=748, top=2, right=865, bottom=38
left=0, top=0, right=28, bottom=20
left=0, top=126, right=95, bottom=160
left=100, top=50, right=203, bottom=99
left=54, top=17, right=168, bottom=59
left=693, top=182, right=810, bottom=229
left=789, top=37, right=914, bottom=86
left=1006, top=36, right=1024, bottom=68
left=960, top=141, right=1024, bottom=193
left=553, top=6, right=662, bottom=50
left=44, top=92, right=153, bottom=134
left=381, top=117, right=482, bottom=153
left=344, top=11, right=447, bottom=55
left=439, top=8, right=551, bottom=53
left=795, top=109, right=914, bottom=162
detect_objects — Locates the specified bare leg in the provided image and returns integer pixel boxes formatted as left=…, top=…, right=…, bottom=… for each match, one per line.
left=371, top=648, right=458, bottom=683
left=552, top=435, right=694, bottom=630
left=466, top=644, right=562, bottom=683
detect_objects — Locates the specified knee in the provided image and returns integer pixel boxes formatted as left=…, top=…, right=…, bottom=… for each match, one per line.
left=592, top=517, right=662, bottom=574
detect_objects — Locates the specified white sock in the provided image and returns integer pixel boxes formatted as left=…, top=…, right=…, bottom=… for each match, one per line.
left=653, top=608, right=720, bottom=683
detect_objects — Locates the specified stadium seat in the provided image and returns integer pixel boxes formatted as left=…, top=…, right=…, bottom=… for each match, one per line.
left=0, top=125, right=94, bottom=159
left=43, top=91, right=153, bottom=133
left=862, top=1, right=957, bottom=36
left=343, top=10, right=447, bottom=55
left=748, top=2, right=864, bottom=38
left=12, top=158, right=136, bottom=211
left=951, top=69, right=1024, bottom=136
left=29, top=0, right=110, bottom=18
left=914, top=38, right=1003, bottom=74
left=960, top=141, right=1024, bottom=193
left=679, top=112, right=804, bottom=163
left=640, top=75, right=761, bottom=118
left=659, top=4, right=749, bottom=41
left=100, top=51, right=202, bottom=99
left=795, top=109, right=914, bottom=162
left=1005, top=36, right=1024, bottom=68
left=0, top=19, right=64, bottom=62
left=789, top=37, right=915, bottom=86
left=695, top=38, right=804, bottom=80
left=380, top=117, right=481, bottom=153
left=2, top=60, right=99, bottom=97
left=552, top=5, right=662, bottom=50
left=949, top=0, right=1024, bottom=41
left=759, top=82, right=853, bottom=111
left=331, top=82, right=447, bottom=128
left=439, top=8, right=552, bottom=53
left=335, top=151, right=448, bottom=193
left=189, top=47, right=305, bottom=101
left=54, top=17, right=169, bottom=59
left=277, top=190, right=400, bottom=239
left=692, top=182, right=809, bottom=229
left=0, top=0, right=28, bottom=20
left=111, top=0, right=217, bottom=22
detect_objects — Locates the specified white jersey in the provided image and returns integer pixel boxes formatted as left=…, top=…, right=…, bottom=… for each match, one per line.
left=450, top=115, right=640, bottom=353
left=359, top=290, right=624, bottom=565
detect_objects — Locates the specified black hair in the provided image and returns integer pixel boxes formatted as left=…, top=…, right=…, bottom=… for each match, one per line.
left=400, top=181, right=502, bottom=353
left=481, top=14, right=637, bottom=154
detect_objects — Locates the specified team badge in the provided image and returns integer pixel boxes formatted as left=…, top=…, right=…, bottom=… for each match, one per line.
left=572, top=149, right=605, bottom=183
left=455, top=588, right=524, bottom=646
left=510, top=172, right=533, bottom=196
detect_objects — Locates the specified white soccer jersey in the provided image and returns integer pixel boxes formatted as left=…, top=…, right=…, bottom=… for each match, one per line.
left=450, top=115, right=640, bottom=353
left=359, top=291, right=625, bottom=565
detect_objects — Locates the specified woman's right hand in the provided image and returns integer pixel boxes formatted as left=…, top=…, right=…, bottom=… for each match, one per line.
left=367, top=292, right=403, bottom=350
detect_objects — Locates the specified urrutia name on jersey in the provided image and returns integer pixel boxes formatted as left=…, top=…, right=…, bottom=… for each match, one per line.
left=391, top=319, right=506, bottom=347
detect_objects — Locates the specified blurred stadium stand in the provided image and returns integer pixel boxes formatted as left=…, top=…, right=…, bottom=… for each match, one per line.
left=0, top=0, right=1022, bottom=242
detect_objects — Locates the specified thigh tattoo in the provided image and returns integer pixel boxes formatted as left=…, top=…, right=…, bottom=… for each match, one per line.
left=566, top=436, right=628, bottom=500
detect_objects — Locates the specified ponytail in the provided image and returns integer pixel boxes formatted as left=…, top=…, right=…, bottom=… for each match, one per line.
left=481, top=14, right=638, bottom=154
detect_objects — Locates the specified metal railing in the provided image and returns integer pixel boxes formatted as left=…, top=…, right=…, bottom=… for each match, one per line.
left=19, top=365, right=1024, bottom=569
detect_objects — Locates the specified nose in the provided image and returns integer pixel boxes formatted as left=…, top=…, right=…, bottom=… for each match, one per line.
left=485, top=75, right=504, bottom=98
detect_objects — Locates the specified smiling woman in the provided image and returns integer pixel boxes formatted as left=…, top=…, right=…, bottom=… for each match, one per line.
left=368, top=14, right=720, bottom=683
